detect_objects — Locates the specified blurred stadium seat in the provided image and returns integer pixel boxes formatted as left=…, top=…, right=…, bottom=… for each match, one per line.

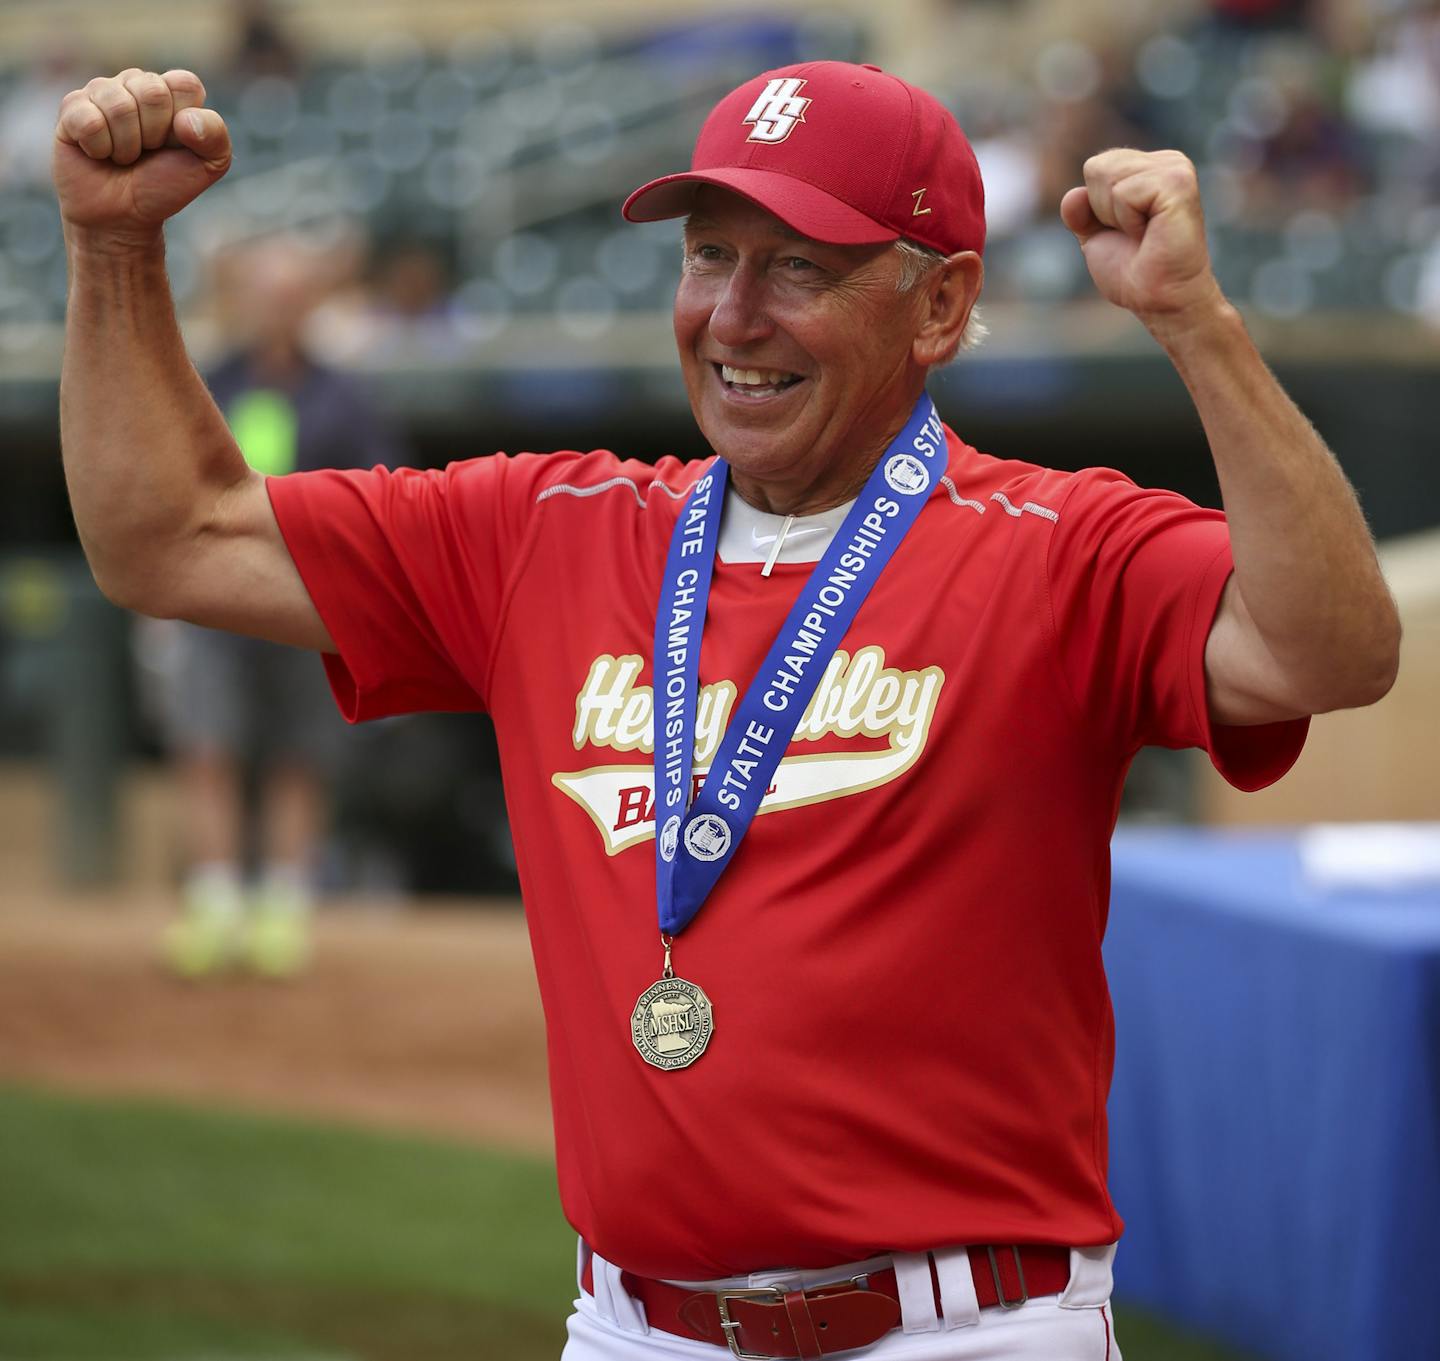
left=4, top=0, right=1439, bottom=340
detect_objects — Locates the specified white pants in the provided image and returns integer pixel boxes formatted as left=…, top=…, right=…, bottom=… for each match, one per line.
left=562, top=1242, right=1123, bottom=1361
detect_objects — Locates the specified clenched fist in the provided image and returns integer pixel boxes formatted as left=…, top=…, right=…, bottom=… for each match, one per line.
left=1060, top=149, right=1224, bottom=328
left=53, top=68, right=231, bottom=246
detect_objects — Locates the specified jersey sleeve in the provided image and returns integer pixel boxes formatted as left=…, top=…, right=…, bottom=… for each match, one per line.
left=1044, top=468, right=1307, bottom=791
left=266, top=451, right=586, bottom=722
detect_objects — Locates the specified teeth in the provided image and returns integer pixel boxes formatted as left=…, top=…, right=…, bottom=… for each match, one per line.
left=721, top=364, right=795, bottom=388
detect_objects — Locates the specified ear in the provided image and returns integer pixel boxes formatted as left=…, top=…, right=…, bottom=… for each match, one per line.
left=912, top=251, right=984, bottom=367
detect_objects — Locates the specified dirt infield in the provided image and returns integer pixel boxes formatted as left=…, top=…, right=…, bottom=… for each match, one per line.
left=0, top=890, right=556, bottom=1154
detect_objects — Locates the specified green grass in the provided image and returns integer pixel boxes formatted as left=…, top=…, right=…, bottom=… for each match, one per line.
left=0, top=1084, right=574, bottom=1359
left=1111, top=1308, right=1263, bottom=1361
left=0, top=1084, right=1258, bottom=1360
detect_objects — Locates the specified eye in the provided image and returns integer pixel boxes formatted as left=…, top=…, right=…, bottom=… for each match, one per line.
left=685, top=242, right=726, bottom=264
left=779, top=255, right=818, bottom=273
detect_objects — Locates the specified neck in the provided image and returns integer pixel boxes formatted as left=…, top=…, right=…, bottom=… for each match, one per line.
left=729, top=461, right=876, bottom=516
left=727, top=406, right=922, bottom=517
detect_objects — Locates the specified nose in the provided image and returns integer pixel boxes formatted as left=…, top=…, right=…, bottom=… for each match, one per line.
left=707, top=262, right=775, bottom=350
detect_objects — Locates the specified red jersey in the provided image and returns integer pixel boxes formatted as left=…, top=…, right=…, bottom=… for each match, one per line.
left=266, top=424, right=1306, bottom=1280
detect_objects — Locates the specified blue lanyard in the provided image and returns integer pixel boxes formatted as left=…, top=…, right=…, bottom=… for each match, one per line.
left=653, top=393, right=946, bottom=935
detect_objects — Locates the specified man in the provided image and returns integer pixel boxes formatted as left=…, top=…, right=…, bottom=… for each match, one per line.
left=53, top=59, right=1397, bottom=1361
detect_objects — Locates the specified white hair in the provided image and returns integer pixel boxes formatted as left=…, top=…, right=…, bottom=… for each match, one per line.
left=893, top=238, right=988, bottom=363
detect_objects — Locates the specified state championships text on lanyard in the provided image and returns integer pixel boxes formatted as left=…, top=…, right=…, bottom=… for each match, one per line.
left=629, top=394, right=947, bottom=1071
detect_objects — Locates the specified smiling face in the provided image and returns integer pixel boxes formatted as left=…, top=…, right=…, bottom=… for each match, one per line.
left=673, top=187, right=936, bottom=515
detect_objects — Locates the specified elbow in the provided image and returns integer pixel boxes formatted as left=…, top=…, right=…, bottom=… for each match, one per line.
left=90, top=570, right=144, bottom=617
left=82, top=546, right=135, bottom=613
left=93, top=574, right=154, bottom=618
left=1360, top=604, right=1404, bottom=706
left=87, top=552, right=182, bottom=621
left=1358, top=622, right=1402, bottom=707
left=1330, top=661, right=1398, bottom=712
left=1310, top=614, right=1402, bottom=713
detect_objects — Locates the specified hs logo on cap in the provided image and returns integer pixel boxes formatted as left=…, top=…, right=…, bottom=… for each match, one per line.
left=744, top=77, right=811, bottom=144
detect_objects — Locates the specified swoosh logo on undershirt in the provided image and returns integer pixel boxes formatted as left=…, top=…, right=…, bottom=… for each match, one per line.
left=750, top=524, right=828, bottom=549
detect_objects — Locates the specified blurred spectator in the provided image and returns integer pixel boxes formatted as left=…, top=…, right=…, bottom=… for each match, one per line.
left=1208, top=0, right=1313, bottom=30
left=159, top=234, right=404, bottom=979
left=308, top=237, right=467, bottom=362
left=1346, top=0, right=1440, bottom=142
left=370, top=238, right=453, bottom=322
left=962, top=83, right=1044, bottom=242
left=226, top=0, right=303, bottom=84
left=956, top=4, right=1406, bottom=305
left=1033, top=58, right=1155, bottom=221
left=0, top=42, right=85, bottom=188
left=1249, top=83, right=1364, bottom=218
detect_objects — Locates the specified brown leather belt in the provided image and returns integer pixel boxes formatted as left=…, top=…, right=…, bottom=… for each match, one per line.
left=581, top=1244, right=1071, bottom=1359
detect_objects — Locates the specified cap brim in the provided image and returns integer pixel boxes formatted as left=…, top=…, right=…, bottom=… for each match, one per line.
left=622, top=167, right=898, bottom=246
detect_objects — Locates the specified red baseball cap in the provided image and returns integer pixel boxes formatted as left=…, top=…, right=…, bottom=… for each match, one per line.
left=622, top=61, right=986, bottom=257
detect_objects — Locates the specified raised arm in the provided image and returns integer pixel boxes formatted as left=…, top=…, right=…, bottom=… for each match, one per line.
left=54, top=67, right=332, bottom=651
left=1061, top=149, right=1401, bottom=725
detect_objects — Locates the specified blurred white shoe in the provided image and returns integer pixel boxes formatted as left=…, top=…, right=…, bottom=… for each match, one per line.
left=163, top=865, right=245, bottom=978
left=243, top=871, right=313, bottom=979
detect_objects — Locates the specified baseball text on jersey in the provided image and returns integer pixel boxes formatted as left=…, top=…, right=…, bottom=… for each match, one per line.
left=556, top=646, right=944, bottom=855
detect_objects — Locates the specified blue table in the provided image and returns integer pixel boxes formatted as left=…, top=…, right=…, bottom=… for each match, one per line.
left=1104, top=829, right=1440, bottom=1361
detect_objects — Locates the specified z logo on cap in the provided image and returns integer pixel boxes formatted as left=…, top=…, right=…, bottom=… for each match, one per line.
left=744, top=77, right=811, bottom=144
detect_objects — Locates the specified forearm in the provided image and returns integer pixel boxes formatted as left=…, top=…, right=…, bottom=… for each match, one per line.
left=60, top=226, right=250, bottom=610
left=1151, top=300, right=1400, bottom=706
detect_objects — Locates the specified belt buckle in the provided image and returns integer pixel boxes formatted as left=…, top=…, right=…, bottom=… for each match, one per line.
left=985, top=1245, right=1029, bottom=1310
left=716, top=1284, right=785, bottom=1359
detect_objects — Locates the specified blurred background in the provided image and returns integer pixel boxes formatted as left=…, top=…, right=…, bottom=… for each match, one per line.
left=0, top=1, right=1437, bottom=1359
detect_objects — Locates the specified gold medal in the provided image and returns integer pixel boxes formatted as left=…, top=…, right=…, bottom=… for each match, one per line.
left=631, top=936, right=714, bottom=1071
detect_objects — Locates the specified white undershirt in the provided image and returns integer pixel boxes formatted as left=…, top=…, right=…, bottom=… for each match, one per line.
left=714, top=487, right=855, bottom=569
